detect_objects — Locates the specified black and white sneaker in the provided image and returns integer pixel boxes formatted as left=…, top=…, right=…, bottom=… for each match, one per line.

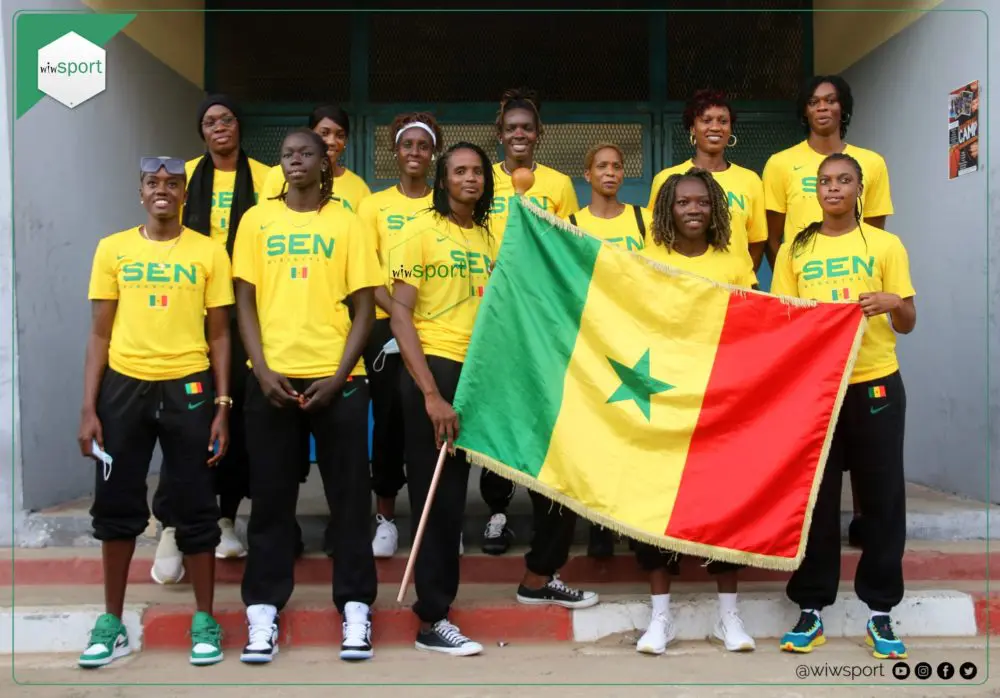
left=516, top=574, right=600, bottom=609
left=415, top=620, right=483, bottom=656
left=240, top=604, right=279, bottom=664
left=340, top=601, right=374, bottom=661
left=482, top=513, right=514, bottom=555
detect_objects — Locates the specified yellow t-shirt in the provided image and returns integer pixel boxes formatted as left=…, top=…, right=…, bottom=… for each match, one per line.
left=390, top=214, right=497, bottom=363
left=641, top=240, right=758, bottom=288
left=356, top=186, right=434, bottom=320
left=491, top=163, right=579, bottom=247
left=648, top=161, right=767, bottom=261
left=182, top=157, right=271, bottom=247
left=762, top=141, right=894, bottom=242
left=260, top=165, right=372, bottom=213
left=231, top=200, right=382, bottom=379
left=770, top=223, right=915, bottom=384
left=567, top=205, right=650, bottom=253
left=87, top=227, right=234, bottom=381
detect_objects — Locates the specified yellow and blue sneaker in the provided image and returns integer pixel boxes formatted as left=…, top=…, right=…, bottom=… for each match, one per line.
left=866, top=614, right=907, bottom=659
left=779, top=610, right=825, bottom=653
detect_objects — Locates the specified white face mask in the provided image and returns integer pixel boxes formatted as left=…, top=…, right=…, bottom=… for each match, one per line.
left=371, top=338, right=400, bottom=373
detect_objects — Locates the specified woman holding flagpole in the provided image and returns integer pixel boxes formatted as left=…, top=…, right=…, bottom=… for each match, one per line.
left=771, top=152, right=915, bottom=660
left=390, top=142, right=496, bottom=655
left=357, top=112, right=444, bottom=559
left=634, top=168, right=758, bottom=655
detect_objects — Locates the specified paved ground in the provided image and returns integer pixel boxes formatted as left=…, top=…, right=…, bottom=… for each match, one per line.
left=6, top=638, right=994, bottom=697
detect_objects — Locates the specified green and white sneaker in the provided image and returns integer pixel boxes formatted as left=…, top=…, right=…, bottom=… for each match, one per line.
left=78, top=613, right=130, bottom=668
left=190, top=611, right=224, bottom=665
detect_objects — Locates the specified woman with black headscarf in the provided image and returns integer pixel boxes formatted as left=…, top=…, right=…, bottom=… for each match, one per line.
left=151, top=94, right=270, bottom=585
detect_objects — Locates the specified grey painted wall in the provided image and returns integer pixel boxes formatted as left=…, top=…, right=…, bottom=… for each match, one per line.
left=0, top=0, right=22, bottom=545
left=841, top=4, right=996, bottom=502
left=4, top=0, right=204, bottom=514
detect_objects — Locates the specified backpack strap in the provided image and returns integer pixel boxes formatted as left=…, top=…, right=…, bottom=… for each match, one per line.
left=632, top=204, right=646, bottom=238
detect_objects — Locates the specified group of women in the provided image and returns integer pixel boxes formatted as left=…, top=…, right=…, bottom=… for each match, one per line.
left=76, top=74, right=915, bottom=669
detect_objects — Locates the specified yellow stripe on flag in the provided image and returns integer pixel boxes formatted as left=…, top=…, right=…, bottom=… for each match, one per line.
left=537, top=244, right=730, bottom=535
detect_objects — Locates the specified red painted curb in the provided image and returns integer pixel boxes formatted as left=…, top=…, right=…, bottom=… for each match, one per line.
left=143, top=602, right=572, bottom=649
left=973, top=592, right=997, bottom=635
left=4, top=549, right=996, bottom=586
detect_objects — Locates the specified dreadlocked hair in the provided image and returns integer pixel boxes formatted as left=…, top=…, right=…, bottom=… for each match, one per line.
left=792, top=152, right=866, bottom=255
left=272, top=128, right=334, bottom=209
left=650, top=168, right=731, bottom=252
left=390, top=111, right=444, bottom=153
left=432, top=142, right=494, bottom=233
left=495, top=86, right=543, bottom=135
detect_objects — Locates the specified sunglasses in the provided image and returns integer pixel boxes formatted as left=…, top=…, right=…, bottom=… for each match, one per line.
left=140, top=156, right=186, bottom=176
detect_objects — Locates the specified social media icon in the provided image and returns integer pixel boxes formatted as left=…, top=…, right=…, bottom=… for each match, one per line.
left=959, top=662, right=978, bottom=680
left=892, top=661, right=910, bottom=680
left=937, top=662, right=955, bottom=680
left=914, top=662, right=932, bottom=680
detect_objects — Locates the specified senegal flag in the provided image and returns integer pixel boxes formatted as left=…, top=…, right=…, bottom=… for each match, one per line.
left=453, top=197, right=866, bottom=571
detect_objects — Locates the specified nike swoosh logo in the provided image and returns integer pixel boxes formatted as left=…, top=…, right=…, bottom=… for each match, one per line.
left=435, top=235, right=448, bottom=243
left=343, top=387, right=358, bottom=398
left=260, top=222, right=274, bottom=230
left=380, top=206, right=391, bottom=212
left=793, top=165, right=804, bottom=171
left=188, top=400, right=206, bottom=410
left=117, top=254, right=126, bottom=260
left=870, top=405, right=889, bottom=415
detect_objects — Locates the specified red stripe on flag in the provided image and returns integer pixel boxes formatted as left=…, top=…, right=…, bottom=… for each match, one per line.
left=663, top=294, right=862, bottom=559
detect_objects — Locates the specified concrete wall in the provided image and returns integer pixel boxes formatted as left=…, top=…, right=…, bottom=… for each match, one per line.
left=0, top=0, right=22, bottom=545
left=3, top=0, right=204, bottom=520
left=840, top=3, right=996, bottom=501
left=813, top=0, right=943, bottom=75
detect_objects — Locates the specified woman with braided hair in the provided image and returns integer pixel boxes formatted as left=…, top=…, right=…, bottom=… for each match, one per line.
left=481, top=86, right=580, bottom=555
left=634, top=168, right=757, bottom=656
left=356, top=112, right=444, bottom=559
left=772, top=153, right=915, bottom=660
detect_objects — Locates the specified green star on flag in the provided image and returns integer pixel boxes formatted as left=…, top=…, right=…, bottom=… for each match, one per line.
left=606, top=349, right=674, bottom=421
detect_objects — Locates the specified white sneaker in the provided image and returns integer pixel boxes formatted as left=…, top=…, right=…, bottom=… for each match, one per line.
left=637, top=612, right=677, bottom=655
left=340, top=601, right=374, bottom=661
left=371, top=514, right=399, bottom=558
left=714, top=610, right=756, bottom=651
left=151, top=527, right=184, bottom=584
left=215, top=518, right=247, bottom=559
left=241, top=604, right=279, bottom=664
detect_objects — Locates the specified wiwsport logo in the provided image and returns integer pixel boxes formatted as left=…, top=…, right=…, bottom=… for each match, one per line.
left=37, top=31, right=106, bottom=109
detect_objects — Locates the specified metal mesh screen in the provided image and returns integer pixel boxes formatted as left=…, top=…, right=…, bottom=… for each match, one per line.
left=665, top=0, right=809, bottom=100
left=669, top=118, right=802, bottom=176
left=373, top=123, right=496, bottom=180
left=369, top=13, right=649, bottom=102
left=536, top=123, right=645, bottom=179
left=210, top=12, right=351, bottom=102
left=241, top=120, right=360, bottom=169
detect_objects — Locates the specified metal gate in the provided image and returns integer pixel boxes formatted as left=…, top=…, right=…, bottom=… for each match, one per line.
left=207, top=4, right=812, bottom=249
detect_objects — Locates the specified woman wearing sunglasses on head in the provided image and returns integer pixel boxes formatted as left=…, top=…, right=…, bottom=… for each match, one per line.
left=77, top=156, right=234, bottom=668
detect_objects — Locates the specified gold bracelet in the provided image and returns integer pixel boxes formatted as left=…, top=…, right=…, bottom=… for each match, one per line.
left=214, top=396, right=234, bottom=407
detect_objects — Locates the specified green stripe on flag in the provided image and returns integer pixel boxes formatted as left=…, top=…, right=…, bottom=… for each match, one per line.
left=454, top=198, right=600, bottom=478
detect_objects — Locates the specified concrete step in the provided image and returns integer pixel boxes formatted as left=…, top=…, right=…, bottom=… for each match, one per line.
left=4, top=541, right=994, bottom=586
left=19, top=471, right=998, bottom=549
left=3, top=581, right=995, bottom=655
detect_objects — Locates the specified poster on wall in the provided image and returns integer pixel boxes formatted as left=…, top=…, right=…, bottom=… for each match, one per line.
left=949, top=81, right=979, bottom=179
